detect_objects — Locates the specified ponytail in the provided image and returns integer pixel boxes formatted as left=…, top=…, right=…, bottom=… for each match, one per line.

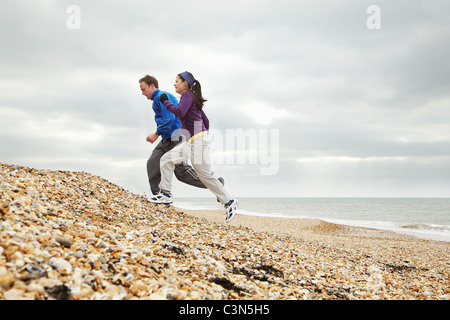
left=179, top=72, right=207, bottom=111
left=190, top=80, right=207, bottom=111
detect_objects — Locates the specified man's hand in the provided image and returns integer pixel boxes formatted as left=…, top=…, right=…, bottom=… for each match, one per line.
left=146, top=133, right=160, bottom=144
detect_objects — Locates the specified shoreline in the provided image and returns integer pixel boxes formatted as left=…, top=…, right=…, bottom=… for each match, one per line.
left=173, top=197, right=450, bottom=243
left=178, top=209, right=433, bottom=243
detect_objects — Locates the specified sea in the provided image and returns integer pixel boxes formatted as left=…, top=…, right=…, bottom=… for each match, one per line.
left=173, top=197, right=450, bottom=242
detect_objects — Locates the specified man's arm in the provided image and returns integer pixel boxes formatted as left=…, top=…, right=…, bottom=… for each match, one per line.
left=146, top=132, right=160, bottom=144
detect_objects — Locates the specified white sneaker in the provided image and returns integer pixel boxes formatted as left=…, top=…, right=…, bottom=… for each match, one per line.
left=224, top=199, right=238, bottom=223
left=149, top=192, right=173, bottom=204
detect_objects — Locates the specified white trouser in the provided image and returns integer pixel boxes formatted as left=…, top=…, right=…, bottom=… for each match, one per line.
left=158, top=135, right=232, bottom=205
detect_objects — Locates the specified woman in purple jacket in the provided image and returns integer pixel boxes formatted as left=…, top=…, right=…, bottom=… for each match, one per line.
left=149, top=71, right=238, bottom=223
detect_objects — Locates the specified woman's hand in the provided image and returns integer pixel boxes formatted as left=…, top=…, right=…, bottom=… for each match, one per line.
left=160, top=94, right=168, bottom=103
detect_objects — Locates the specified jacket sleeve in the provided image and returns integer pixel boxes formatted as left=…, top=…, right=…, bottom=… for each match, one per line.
left=154, top=93, right=179, bottom=137
left=163, top=91, right=194, bottom=119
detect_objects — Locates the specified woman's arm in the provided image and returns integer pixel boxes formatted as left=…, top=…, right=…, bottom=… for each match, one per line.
left=162, top=91, right=194, bottom=119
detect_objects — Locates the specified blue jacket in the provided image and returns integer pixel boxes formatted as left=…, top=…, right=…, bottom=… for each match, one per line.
left=151, top=89, right=182, bottom=140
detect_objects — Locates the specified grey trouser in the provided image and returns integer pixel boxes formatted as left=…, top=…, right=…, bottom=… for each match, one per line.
left=159, top=134, right=232, bottom=205
left=147, top=137, right=206, bottom=195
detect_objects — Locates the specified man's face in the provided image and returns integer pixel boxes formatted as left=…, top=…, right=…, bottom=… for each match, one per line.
left=140, top=82, right=156, bottom=100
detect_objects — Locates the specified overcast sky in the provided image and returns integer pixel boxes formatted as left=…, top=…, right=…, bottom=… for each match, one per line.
left=1, top=0, right=449, bottom=198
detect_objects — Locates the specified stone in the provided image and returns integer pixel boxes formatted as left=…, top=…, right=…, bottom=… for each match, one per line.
left=0, top=162, right=449, bottom=301
left=79, top=231, right=95, bottom=239
left=50, top=258, right=72, bottom=275
left=55, top=236, right=72, bottom=248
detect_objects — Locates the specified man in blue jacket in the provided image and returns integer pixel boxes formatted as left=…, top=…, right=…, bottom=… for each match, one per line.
left=139, top=75, right=208, bottom=195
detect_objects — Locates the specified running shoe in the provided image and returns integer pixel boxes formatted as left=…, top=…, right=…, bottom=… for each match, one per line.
left=149, top=191, right=173, bottom=204
left=224, top=199, right=238, bottom=223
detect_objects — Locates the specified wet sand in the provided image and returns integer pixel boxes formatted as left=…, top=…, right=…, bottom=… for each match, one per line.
left=181, top=209, right=418, bottom=243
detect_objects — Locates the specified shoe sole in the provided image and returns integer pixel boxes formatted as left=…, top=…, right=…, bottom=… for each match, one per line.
left=225, top=199, right=238, bottom=223
left=149, top=198, right=173, bottom=204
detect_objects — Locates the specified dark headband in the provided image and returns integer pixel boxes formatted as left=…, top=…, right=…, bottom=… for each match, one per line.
left=179, top=71, right=196, bottom=86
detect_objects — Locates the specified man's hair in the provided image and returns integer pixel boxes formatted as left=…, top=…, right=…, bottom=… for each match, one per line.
left=139, top=75, right=159, bottom=88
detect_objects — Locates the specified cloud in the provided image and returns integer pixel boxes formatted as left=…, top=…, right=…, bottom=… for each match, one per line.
left=1, top=0, right=449, bottom=197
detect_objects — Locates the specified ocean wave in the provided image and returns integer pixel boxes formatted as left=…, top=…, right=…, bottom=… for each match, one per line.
left=173, top=198, right=450, bottom=242
left=400, top=223, right=450, bottom=232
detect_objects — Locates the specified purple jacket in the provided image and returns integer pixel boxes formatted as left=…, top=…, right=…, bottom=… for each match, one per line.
left=163, top=91, right=209, bottom=140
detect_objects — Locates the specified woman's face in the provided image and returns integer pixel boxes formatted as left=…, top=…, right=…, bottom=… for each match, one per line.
left=174, top=76, right=189, bottom=95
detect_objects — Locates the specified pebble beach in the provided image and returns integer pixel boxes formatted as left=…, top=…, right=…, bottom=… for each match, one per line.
left=0, top=162, right=449, bottom=300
